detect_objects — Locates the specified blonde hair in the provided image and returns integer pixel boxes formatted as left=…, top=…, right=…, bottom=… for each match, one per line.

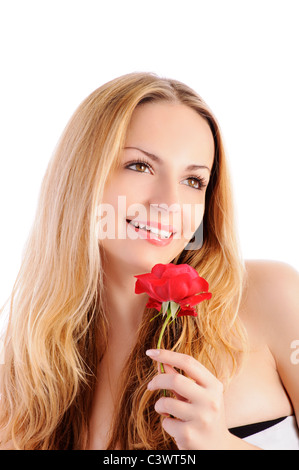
left=0, top=72, right=247, bottom=450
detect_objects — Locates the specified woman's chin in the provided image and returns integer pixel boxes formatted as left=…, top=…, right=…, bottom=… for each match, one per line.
left=99, top=239, right=186, bottom=274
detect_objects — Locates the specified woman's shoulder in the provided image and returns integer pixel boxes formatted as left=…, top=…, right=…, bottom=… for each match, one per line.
left=244, top=258, right=298, bottom=279
left=242, top=259, right=299, bottom=344
left=243, top=260, right=299, bottom=420
left=244, top=259, right=299, bottom=308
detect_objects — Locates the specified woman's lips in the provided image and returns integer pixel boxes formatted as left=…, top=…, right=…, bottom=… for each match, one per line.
left=126, top=218, right=176, bottom=234
left=126, top=219, right=175, bottom=246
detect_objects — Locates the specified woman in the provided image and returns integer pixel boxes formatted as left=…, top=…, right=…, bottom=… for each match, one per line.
left=0, top=72, right=298, bottom=450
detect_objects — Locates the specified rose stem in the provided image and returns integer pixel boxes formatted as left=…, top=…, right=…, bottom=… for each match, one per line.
left=156, top=307, right=172, bottom=397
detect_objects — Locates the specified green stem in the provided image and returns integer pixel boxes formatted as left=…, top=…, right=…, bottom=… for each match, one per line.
left=156, top=308, right=172, bottom=397
left=157, top=308, right=172, bottom=369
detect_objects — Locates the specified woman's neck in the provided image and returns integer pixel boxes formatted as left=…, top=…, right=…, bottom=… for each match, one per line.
left=101, top=258, right=149, bottom=339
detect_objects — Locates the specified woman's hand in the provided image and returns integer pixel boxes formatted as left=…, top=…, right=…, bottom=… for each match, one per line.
left=146, top=348, right=235, bottom=450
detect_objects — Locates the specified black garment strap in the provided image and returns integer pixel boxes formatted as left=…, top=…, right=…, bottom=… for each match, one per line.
left=229, top=416, right=287, bottom=439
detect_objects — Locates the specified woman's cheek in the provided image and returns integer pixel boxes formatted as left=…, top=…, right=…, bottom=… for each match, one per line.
left=178, top=202, right=204, bottom=241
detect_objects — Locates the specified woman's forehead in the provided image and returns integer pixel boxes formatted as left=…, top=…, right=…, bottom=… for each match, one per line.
left=124, top=101, right=215, bottom=170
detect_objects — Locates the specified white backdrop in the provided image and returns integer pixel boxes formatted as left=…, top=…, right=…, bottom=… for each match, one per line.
left=1, top=0, right=298, bottom=320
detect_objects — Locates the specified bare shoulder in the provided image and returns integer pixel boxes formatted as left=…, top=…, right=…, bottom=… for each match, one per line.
left=242, top=260, right=299, bottom=422
left=243, top=259, right=299, bottom=347
left=244, top=259, right=299, bottom=312
left=244, top=258, right=299, bottom=282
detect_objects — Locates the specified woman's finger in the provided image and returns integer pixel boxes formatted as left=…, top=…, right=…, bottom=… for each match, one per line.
left=154, top=396, right=193, bottom=422
left=148, top=369, right=202, bottom=404
left=146, top=349, right=216, bottom=388
left=158, top=363, right=187, bottom=401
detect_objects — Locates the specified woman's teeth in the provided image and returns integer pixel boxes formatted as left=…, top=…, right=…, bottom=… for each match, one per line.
left=127, top=219, right=172, bottom=239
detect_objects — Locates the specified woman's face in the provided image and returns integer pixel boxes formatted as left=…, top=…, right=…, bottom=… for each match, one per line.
left=98, top=101, right=214, bottom=274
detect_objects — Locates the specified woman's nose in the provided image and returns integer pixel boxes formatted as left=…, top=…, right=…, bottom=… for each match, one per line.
left=149, top=179, right=181, bottom=213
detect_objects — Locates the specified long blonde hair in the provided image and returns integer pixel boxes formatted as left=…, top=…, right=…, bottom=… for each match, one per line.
left=0, top=72, right=247, bottom=449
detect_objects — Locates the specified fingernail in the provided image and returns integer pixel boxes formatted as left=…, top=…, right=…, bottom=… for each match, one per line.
left=147, top=380, right=153, bottom=390
left=146, top=349, right=160, bottom=357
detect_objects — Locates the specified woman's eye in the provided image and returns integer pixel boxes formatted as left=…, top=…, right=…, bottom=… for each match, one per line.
left=125, top=160, right=152, bottom=173
left=183, top=177, right=207, bottom=191
left=125, top=161, right=207, bottom=191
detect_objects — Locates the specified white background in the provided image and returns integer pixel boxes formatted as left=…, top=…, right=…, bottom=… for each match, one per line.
left=0, top=0, right=298, bottom=317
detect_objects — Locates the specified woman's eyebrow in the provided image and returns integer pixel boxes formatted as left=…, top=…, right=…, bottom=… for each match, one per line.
left=124, top=146, right=211, bottom=173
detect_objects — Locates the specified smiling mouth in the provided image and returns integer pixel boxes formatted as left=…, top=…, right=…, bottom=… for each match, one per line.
left=126, top=219, right=174, bottom=239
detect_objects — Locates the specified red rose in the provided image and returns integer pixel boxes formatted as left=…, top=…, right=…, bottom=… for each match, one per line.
left=134, top=263, right=212, bottom=317
left=135, top=263, right=212, bottom=390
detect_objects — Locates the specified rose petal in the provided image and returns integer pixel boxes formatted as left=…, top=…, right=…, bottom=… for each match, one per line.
left=177, top=305, right=198, bottom=316
left=134, top=263, right=212, bottom=313
left=146, top=298, right=162, bottom=310
left=179, top=292, right=212, bottom=307
left=151, top=263, right=168, bottom=278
